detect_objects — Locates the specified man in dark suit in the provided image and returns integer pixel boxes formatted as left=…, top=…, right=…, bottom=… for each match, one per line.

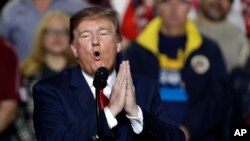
left=33, top=6, right=185, bottom=141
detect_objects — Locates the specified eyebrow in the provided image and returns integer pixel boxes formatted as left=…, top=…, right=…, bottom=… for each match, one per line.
left=98, top=27, right=109, bottom=31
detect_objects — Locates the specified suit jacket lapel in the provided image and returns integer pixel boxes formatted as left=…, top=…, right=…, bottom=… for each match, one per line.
left=70, top=66, right=96, bottom=115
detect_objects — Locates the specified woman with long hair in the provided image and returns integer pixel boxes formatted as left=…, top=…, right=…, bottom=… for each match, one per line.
left=17, top=11, right=75, bottom=141
left=21, top=11, right=75, bottom=79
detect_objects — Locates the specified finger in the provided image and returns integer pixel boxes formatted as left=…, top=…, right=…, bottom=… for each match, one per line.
left=119, top=61, right=127, bottom=91
left=113, top=61, right=126, bottom=97
left=127, top=61, right=133, bottom=89
left=110, top=61, right=125, bottom=101
left=114, top=61, right=124, bottom=86
left=125, top=61, right=130, bottom=89
left=118, top=61, right=126, bottom=87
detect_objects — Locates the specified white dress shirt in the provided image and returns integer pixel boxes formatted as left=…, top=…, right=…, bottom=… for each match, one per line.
left=82, top=69, right=143, bottom=134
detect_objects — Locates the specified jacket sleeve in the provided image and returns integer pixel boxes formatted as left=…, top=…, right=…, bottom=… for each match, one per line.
left=134, top=82, right=185, bottom=141
left=33, top=82, right=112, bottom=141
left=0, top=44, right=19, bottom=100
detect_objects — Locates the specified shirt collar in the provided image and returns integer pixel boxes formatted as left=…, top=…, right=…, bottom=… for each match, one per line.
left=81, top=69, right=116, bottom=98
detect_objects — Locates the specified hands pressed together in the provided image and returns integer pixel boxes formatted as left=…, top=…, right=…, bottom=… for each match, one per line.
left=108, top=61, right=139, bottom=117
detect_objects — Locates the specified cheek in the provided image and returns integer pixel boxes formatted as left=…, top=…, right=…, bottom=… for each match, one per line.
left=222, top=3, right=230, bottom=12
left=108, top=40, right=119, bottom=52
left=103, top=44, right=118, bottom=61
left=62, top=39, right=69, bottom=47
left=78, top=46, right=91, bottom=59
left=43, top=38, right=52, bottom=50
left=159, top=6, right=170, bottom=17
left=104, top=46, right=117, bottom=58
left=177, top=7, right=189, bottom=18
left=77, top=47, right=94, bottom=69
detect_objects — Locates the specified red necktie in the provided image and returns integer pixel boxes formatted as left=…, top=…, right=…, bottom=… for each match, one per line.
left=99, top=89, right=109, bottom=109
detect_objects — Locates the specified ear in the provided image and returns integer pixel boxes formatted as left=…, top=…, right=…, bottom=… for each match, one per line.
left=116, top=42, right=122, bottom=53
left=70, top=43, right=79, bottom=58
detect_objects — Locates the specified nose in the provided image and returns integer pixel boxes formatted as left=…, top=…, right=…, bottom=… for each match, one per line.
left=92, top=34, right=100, bottom=47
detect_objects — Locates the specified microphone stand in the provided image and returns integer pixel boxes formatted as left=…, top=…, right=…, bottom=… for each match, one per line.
left=95, top=79, right=104, bottom=141
left=93, top=67, right=108, bottom=141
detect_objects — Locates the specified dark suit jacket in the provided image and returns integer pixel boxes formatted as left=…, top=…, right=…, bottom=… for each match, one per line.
left=33, top=66, right=185, bottom=141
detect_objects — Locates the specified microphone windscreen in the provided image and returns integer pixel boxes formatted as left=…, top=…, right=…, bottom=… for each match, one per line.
left=93, top=67, right=108, bottom=89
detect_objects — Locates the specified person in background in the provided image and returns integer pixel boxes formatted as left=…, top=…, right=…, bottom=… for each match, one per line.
left=121, top=0, right=155, bottom=41
left=33, top=6, right=185, bottom=141
left=196, top=0, right=249, bottom=73
left=0, top=37, right=20, bottom=141
left=17, top=11, right=76, bottom=141
left=120, top=0, right=155, bottom=50
left=228, top=0, right=250, bottom=126
left=227, top=0, right=246, bottom=33
left=196, top=0, right=250, bottom=129
left=124, top=0, right=230, bottom=141
left=242, top=0, right=250, bottom=37
left=0, top=0, right=90, bottom=61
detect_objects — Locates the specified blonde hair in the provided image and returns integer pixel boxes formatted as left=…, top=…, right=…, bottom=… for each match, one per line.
left=21, top=11, right=75, bottom=77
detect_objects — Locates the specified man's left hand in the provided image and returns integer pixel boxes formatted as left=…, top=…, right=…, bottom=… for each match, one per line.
left=124, top=61, right=139, bottom=117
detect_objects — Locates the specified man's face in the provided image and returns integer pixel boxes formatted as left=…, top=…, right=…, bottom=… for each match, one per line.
left=71, top=18, right=121, bottom=76
left=157, top=0, right=191, bottom=29
left=199, top=0, right=231, bottom=22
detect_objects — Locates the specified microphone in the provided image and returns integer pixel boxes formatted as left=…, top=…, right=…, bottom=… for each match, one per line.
left=93, top=67, right=108, bottom=89
left=93, top=67, right=108, bottom=141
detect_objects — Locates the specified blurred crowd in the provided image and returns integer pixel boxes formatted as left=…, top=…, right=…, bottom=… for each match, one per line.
left=1, top=0, right=250, bottom=141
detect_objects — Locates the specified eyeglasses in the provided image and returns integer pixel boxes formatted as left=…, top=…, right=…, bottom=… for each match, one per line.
left=43, top=28, right=69, bottom=37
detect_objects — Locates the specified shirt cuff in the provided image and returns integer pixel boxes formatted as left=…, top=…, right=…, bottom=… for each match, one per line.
left=104, top=107, right=118, bottom=129
left=126, top=106, right=144, bottom=134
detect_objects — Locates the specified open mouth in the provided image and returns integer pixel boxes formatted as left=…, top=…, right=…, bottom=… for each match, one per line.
left=92, top=51, right=102, bottom=61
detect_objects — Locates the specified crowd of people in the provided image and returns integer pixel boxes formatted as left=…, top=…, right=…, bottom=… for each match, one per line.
left=1, top=0, right=250, bottom=141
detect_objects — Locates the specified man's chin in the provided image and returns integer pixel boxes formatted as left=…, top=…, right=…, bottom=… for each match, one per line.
left=204, top=11, right=226, bottom=22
